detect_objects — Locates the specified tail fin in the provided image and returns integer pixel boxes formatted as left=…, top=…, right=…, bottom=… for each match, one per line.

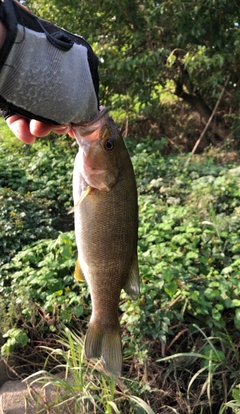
left=85, top=322, right=122, bottom=377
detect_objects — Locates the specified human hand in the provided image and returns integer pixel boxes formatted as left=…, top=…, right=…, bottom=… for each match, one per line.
left=0, top=0, right=99, bottom=127
left=6, top=115, right=75, bottom=144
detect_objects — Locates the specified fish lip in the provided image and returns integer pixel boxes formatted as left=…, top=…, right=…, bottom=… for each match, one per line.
left=79, top=106, right=109, bottom=128
left=72, top=106, right=110, bottom=145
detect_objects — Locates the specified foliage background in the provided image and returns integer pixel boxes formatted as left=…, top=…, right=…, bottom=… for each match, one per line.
left=26, top=0, right=240, bottom=147
left=1, top=0, right=240, bottom=412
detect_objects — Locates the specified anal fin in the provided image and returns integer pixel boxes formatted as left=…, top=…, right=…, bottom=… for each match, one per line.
left=123, top=252, right=140, bottom=300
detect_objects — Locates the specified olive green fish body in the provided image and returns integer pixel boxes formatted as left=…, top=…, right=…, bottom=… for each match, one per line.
left=72, top=110, right=139, bottom=376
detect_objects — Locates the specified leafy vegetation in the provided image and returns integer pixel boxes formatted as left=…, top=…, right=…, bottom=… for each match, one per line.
left=1, top=116, right=240, bottom=412
left=0, top=131, right=75, bottom=266
left=1, top=1, right=239, bottom=411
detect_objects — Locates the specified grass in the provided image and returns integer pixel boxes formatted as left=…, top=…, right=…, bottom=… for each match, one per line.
left=26, top=327, right=155, bottom=414
left=23, top=323, right=240, bottom=413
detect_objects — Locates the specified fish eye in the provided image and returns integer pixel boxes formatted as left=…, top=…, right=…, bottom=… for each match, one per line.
left=104, top=139, right=115, bottom=151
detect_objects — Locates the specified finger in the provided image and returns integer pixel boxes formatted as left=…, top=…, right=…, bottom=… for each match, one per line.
left=29, top=119, right=53, bottom=137
left=51, top=125, right=72, bottom=135
left=51, top=124, right=75, bottom=138
left=7, top=116, right=75, bottom=143
left=67, top=128, right=75, bottom=138
left=6, top=115, right=36, bottom=144
left=30, top=120, right=73, bottom=137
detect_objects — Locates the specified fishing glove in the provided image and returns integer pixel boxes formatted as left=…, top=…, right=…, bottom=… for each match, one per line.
left=0, top=0, right=99, bottom=125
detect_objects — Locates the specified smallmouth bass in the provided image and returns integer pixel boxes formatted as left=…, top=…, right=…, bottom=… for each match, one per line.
left=71, top=107, right=139, bottom=376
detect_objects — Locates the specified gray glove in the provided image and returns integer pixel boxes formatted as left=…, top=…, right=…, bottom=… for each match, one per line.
left=0, top=0, right=99, bottom=125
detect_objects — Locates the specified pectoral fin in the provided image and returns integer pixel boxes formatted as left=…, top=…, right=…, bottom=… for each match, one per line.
left=74, top=259, right=86, bottom=282
left=68, top=186, right=92, bottom=214
left=123, top=253, right=140, bottom=300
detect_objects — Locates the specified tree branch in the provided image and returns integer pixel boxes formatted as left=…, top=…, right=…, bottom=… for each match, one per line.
left=187, top=74, right=230, bottom=161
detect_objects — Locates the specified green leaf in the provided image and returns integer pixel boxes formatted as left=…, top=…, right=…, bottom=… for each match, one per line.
left=232, top=388, right=240, bottom=403
left=164, top=280, right=178, bottom=297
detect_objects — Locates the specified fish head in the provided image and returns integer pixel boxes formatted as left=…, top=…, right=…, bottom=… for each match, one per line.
left=72, top=108, right=125, bottom=192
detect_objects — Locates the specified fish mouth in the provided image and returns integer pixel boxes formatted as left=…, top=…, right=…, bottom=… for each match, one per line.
left=72, top=106, right=110, bottom=145
left=72, top=106, right=119, bottom=192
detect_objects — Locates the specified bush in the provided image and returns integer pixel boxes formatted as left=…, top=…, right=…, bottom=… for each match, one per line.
left=0, top=187, right=58, bottom=266
left=1, top=125, right=240, bottom=412
left=1, top=134, right=240, bottom=350
left=0, top=232, right=91, bottom=334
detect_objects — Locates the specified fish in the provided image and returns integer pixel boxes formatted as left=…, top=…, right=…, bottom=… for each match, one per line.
left=71, top=107, right=139, bottom=376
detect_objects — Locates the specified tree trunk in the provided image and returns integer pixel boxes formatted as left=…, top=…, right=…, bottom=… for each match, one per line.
left=174, top=79, right=227, bottom=141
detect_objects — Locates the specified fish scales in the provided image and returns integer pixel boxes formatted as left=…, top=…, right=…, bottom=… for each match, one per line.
left=72, top=108, right=139, bottom=376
